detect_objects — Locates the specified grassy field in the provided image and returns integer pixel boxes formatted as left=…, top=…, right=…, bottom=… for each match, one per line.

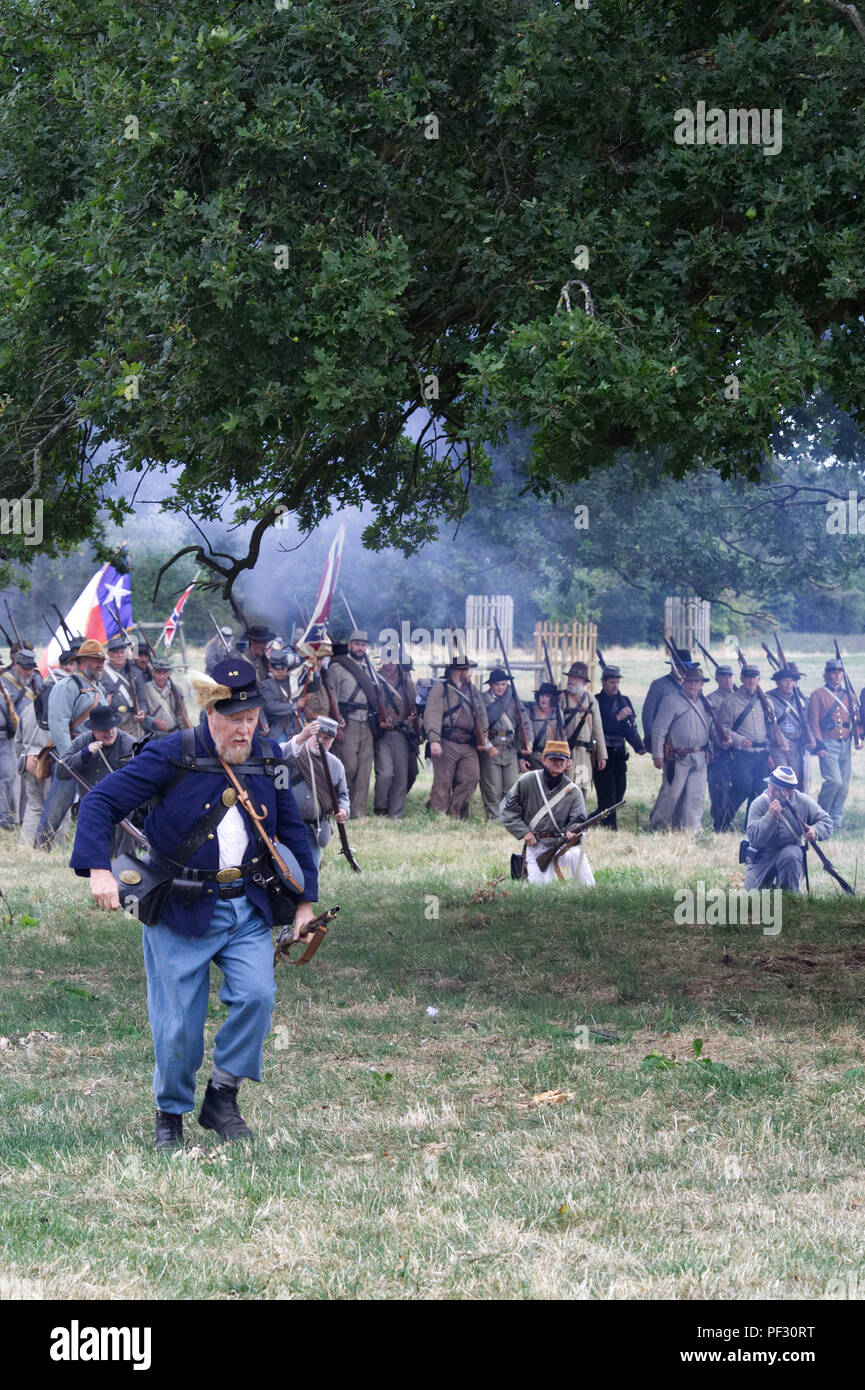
left=2, top=641, right=865, bottom=1300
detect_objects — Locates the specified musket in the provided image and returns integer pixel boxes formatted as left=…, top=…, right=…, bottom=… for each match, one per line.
left=833, top=639, right=862, bottom=750
left=51, top=604, right=75, bottom=646
left=492, top=614, right=530, bottom=756
left=4, top=601, right=22, bottom=647
left=208, top=611, right=232, bottom=653
left=274, top=905, right=339, bottom=966
left=695, top=639, right=718, bottom=671
left=362, top=648, right=394, bottom=731
left=541, top=635, right=565, bottom=739
left=315, top=733, right=361, bottom=871
left=0, top=617, right=13, bottom=649
left=49, top=749, right=149, bottom=849
left=778, top=798, right=855, bottom=896
left=535, top=801, right=626, bottom=872
left=761, top=642, right=780, bottom=671
left=340, top=589, right=358, bottom=632
left=736, top=647, right=788, bottom=758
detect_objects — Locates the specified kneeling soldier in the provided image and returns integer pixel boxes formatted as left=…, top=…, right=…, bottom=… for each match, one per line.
left=744, top=766, right=832, bottom=892
left=70, top=659, right=319, bottom=1150
left=499, top=740, right=595, bottom=886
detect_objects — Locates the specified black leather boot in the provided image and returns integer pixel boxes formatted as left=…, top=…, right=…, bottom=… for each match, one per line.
left=155, top=1110, right=184, bottom=1150
left=198, top=1082, right=253, bottom=1141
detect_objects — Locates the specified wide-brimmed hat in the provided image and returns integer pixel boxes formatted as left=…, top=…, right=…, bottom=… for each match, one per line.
left=766, top=766, right=798, bottom=788
left=535, top=682, right=558, bottom=698
left=486, top=667, right=508, bottom=685
left=245, top=625, right=276, bottom=643
left=771, top=665, right=803, bottom=681
left=666, top=647, right=691, bottom=665
left=567, top=661, right=589, bottom=680
left=602, top=665, right=622, bottom=680
left=682, top=666, right=708, bottom=682
left=86, top=705, right=123, bottom=731
left=542, top=740, right=571, bottom=759
left=77, top=639, right=106, bottom=660
left=448, top=656, right=477, bottom=670
left=190, top=658, right=264, bottom=713
left=152, top=657, right=173, bottom=672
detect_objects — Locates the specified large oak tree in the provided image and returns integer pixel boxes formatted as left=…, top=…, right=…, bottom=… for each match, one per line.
left=1, top=0, right=864, bottom=592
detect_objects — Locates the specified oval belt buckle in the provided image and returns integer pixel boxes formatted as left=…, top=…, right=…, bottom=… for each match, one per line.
left=215, top=867, right=242, bottom=883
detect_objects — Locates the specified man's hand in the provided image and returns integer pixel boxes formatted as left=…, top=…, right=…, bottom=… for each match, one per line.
left=740, top=737, right=753, bottom=749
left=292, top=901, right=316, bottom=941
left=518, top=758, right=531, bottom=772
left=134, top=710, right=146, bottom=723
left=768, top=797, right=782, bottom=819
left=595, top=758, right=606, bottom=772
left=616, top=707, right=633, bottom=722
left=524, top=832, right=538, bottom=847
left=430, top=741, right=443, bottom=759
left=566, top=827, right=583, bottom=842
left=487, top=744, right=499, bottom=758
left=153, top=718, right=169, bottom=731
left=335, top=808, right=348, bottom=823
left=653, top=756, right=663, bottom=769
left=804, top=824, right=817, bottom=842
left=88, top=740, right=101, bottom=755
left=90, top=868, right=121, bottom=910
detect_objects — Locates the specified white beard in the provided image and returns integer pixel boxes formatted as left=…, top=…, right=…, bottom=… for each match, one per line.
left=214, top=733, right=253, bottom=764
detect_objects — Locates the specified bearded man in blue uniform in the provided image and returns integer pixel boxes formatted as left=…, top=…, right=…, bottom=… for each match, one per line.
left=70, top=659, right=319, bottom=1150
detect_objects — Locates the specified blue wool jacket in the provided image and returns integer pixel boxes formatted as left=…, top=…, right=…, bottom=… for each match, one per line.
left=70, top=714, right=318, bottom=937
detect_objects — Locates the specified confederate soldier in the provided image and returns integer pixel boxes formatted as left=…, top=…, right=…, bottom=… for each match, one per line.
left=235, top=625, right=276, bottom=686
left=744, top=766, right=832, bottom=892
left=478, top=667, right=531, bottom=821
left=205, top=627, right=234, bottom=675
left=642, top=647, right=691, bottom=747
left=704, top=664, right=736, bottom=831
left=650, top=666, right=713, bottom=832
left=57, top=648, right=79, bottom=676
left=423, top=656, right=491, bottom=817
left=55, top=705, right=139, bottom=856
left=131, top=640, right=153, bottom=706
left=561, top=661, right=606, bottom=794
left=767, top=664, right=814, bottom=795
left=260, top=650, right=297, bottom=742
left=70, top=658, right=319, bottom=1149
left=281, top=715, right=350, bottom=867
left=36, top=638, right=107, bottom=849
left=4, top=647, right=46, bottom=828
left=720, top=665, right=788, bottom=826
left=809, top=658, right=858, bottom=830
left=141, top=657, right=190, bottom=737
left=13, top=650, right=52, bottom=846
left=593, top=665, right=646, bottom=828
left=499, top=739, right=595, bottom=886
left=374, top=656, right=418, bottom=818
left=328, top=630, right=379, bottom=818
left=528, top=683, right=562, bottom=762
left=100, top=634, right=144, bottom=737
left=295, top=647, right=341, bottom=724
left=0, top=654, right=23, bottom=828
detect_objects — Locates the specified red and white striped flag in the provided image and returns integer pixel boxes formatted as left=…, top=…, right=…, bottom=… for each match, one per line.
left=161, top=580, right=196, bottom=649
left=298, top=523, right=345, bottom=654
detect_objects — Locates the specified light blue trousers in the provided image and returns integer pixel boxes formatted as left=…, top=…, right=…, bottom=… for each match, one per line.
left=141, top=894, right=276, bottom=1114
left=817, top=739, right=851, bottom=828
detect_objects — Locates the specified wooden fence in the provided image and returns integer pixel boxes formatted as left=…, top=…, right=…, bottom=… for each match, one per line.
left=465, top=594, right=514, bottom=664
left=663, top=597, right=710, bottom=656
left=533, top=620, right=598, bottom=687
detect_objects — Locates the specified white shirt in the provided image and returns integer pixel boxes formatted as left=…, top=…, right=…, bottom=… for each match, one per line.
left=217, top=805, right=249, bottom=869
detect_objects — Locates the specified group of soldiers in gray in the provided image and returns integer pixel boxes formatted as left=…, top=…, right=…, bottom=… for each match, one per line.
left=2, top=619, right=860, bottom=898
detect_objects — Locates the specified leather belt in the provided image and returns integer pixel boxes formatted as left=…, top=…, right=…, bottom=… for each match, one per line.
left=218, top=882, right=247, bottom=899
left=673, top=745, right=707, bottom=755
left=444, top=731, right=475, bottom=745
left=150, top=849, right=265, bottom=882
left=572, top=739, right=592, bottom=749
